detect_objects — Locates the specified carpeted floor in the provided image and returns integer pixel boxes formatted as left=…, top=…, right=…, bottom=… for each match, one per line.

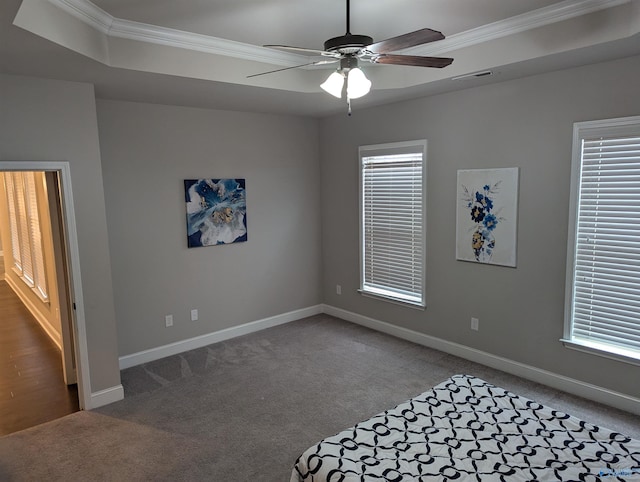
left=0, top=315, right=638, bottom=481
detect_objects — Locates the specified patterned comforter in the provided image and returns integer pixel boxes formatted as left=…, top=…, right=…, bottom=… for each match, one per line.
left=291, top=374, right=640, bottom=481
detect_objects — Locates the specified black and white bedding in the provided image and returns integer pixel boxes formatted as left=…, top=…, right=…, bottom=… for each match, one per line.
left=291, top=374, right=640, bottom=481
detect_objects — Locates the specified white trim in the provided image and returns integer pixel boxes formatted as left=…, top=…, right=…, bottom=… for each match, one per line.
left=116, top=301, right=639, bottom=414
left=561, top=338, right=640, bottom=367
left=119, top=305, right=323, bottom=369
left=322, top=304, right=640, bottom=415
left=0, top=161, right=91, bottom=411
left=89, top=384, right=124, bottom=409
left=358, top=140, right=427, bottom=307
left=108, top=19, right=305, bottom=65
left=45, top=0, right=630, bottom=67
left=564, top=115, right=640, bottom=363
left=564, top=122, right=583, bottom=341
left=51, top=0, right=113, bottom=34
left=56, top=163, right=92, bottom=410
left=48, top=0, right=308, bottom=67
left=4, top=274, right=62, bottom=349
left=411, top=0, right=630, bottom=56
left=358, top=289, right=426, bottom=310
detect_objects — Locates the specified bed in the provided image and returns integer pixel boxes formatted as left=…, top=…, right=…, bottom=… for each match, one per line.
left=291, top=374, right=640, bottom=481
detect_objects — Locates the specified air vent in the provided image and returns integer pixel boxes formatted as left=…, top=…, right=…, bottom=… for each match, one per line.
left=452, top=70, right=493, bottom=81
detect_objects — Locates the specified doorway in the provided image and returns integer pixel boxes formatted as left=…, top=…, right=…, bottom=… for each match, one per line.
left=0, top=163, right=89, bottom=433
left=0, top=280, right=79, bottom=435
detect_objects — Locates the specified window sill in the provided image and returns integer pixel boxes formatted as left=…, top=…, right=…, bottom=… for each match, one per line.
left=11, top=267, right=49, bottom=304
left=358, top=289, right=425, bottom=310
left=561, top=338, right=640, bottom=367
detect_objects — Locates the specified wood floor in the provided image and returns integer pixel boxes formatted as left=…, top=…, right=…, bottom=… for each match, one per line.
left=0, top=279, right=79, bottom=436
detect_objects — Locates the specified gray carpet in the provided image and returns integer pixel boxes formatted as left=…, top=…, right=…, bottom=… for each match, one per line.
left=1, top=315, right=638, bottom=481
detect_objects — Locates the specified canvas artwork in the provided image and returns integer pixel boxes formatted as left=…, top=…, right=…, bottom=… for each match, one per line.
left=456, top=168, right=519, bottom=267
left=184, top=178, right=247, bottom=248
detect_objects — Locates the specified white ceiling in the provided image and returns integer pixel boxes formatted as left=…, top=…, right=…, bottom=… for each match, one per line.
left=2, top=0, right=639, bottom=117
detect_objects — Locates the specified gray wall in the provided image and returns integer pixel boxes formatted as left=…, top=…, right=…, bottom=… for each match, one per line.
left=0, top=74, right=121, bottom=394
left=320, top=55, right=640, bottom=398
left=96, top=100, right=322, bottom=356
left=3, top=53, right=638, bottom=404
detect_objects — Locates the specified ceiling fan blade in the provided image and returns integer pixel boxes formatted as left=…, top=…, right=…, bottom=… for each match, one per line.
left=367, top=28, right=445, bottom=54
left=371, top=54, right=453, bottom=68
left=263, top=45, right=340, bottom=58
left=247, top=59, right=339, bottom=78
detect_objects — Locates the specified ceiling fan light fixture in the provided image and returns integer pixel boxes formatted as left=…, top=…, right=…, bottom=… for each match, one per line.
left=321, top=71, right=345, bottom=98
left=259, top=0, right=453, bottom=112
left=346, top=67, right=371, bottom=99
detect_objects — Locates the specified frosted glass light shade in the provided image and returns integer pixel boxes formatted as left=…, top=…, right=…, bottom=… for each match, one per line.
left=346, top=68, right=371, bottom=99
left=320, top=71, right=344, bottom=98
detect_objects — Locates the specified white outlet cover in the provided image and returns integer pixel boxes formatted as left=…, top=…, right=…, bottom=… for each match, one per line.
left=191, top=309, right=198, bottom=321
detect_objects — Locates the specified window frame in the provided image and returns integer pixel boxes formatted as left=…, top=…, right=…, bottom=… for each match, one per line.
left=358, top=140, right=427, bottom=308
left=563, top=115, right=640, bottom=366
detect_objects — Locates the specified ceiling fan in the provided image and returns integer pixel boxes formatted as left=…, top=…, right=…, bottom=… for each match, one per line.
left=249, top=0, right=453, bottom=111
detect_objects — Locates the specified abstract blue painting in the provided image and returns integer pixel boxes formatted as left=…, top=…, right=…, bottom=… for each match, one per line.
left=184, top=178, right=247, bottom=248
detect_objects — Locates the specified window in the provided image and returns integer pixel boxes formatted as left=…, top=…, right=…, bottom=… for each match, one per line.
left=564, top=116, right=640, bottom=365
left=3, top=172, right=49, bottom=301
left=359, top=140, right=426, bottom=307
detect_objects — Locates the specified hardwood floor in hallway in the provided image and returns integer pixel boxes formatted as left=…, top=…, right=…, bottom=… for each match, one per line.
left=0, top=280, right=79, bottom=436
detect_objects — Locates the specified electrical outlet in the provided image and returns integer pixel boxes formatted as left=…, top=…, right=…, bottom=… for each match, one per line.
left=165, top=315, right=173, bottom=327
left=471, top=317, right=479, bottom=331
left=191, top=309, right=199, bottom=321
left=336, top=284, right=342, bottom=295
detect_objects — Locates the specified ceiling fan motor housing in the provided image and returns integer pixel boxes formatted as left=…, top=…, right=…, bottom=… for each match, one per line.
left=324, top=34, right=373, bottom=54
left=339, top=56, right=360, bottom=70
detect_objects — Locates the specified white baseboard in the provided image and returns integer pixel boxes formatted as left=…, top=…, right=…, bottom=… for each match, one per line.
left=117, top=302, right=639, bottom=415
left=89, top=384, right=124, bottom=409
left=5, top=274, right=62, bottom=349
left=322, top=304, right=640, bottom=416
left=119, top=305, right=324, bottom=370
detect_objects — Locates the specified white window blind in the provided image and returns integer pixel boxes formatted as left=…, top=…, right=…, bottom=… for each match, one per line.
left=565, top=116, right=640, bottom=364
left=360, top=141, right=425, bottom=306
left=13, top=172, right=34, bottom=284
left=5, top=173, right=22, bottom=272
left=25, top=172, right=48, bottom=299
left=3, top=172, right=49, bottom=301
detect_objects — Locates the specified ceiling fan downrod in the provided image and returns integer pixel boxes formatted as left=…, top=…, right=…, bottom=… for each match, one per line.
left=346, top=0, right=351, bottom=34
left=324, top=0, right=372, bottom=53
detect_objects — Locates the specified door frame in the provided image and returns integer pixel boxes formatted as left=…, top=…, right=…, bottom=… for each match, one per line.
left=0, top=161, right=90, bottom=409
left=46, top=171, right=77, bottom=386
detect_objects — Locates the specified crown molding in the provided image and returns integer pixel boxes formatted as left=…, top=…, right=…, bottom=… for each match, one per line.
left=49, top=0, right=308, bottom=66
left=108, top=18, right=307, bottom=65
left=412, top=0, right=631, bottom=56
left=51, top=0, right=112, bottom=34
left=48, top=0, right=631, bottom=66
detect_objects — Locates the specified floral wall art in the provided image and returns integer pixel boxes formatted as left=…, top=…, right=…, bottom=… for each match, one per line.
left=456, top=168, right=519, bottom=267
left=184, top=178, right=247, bottom=247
